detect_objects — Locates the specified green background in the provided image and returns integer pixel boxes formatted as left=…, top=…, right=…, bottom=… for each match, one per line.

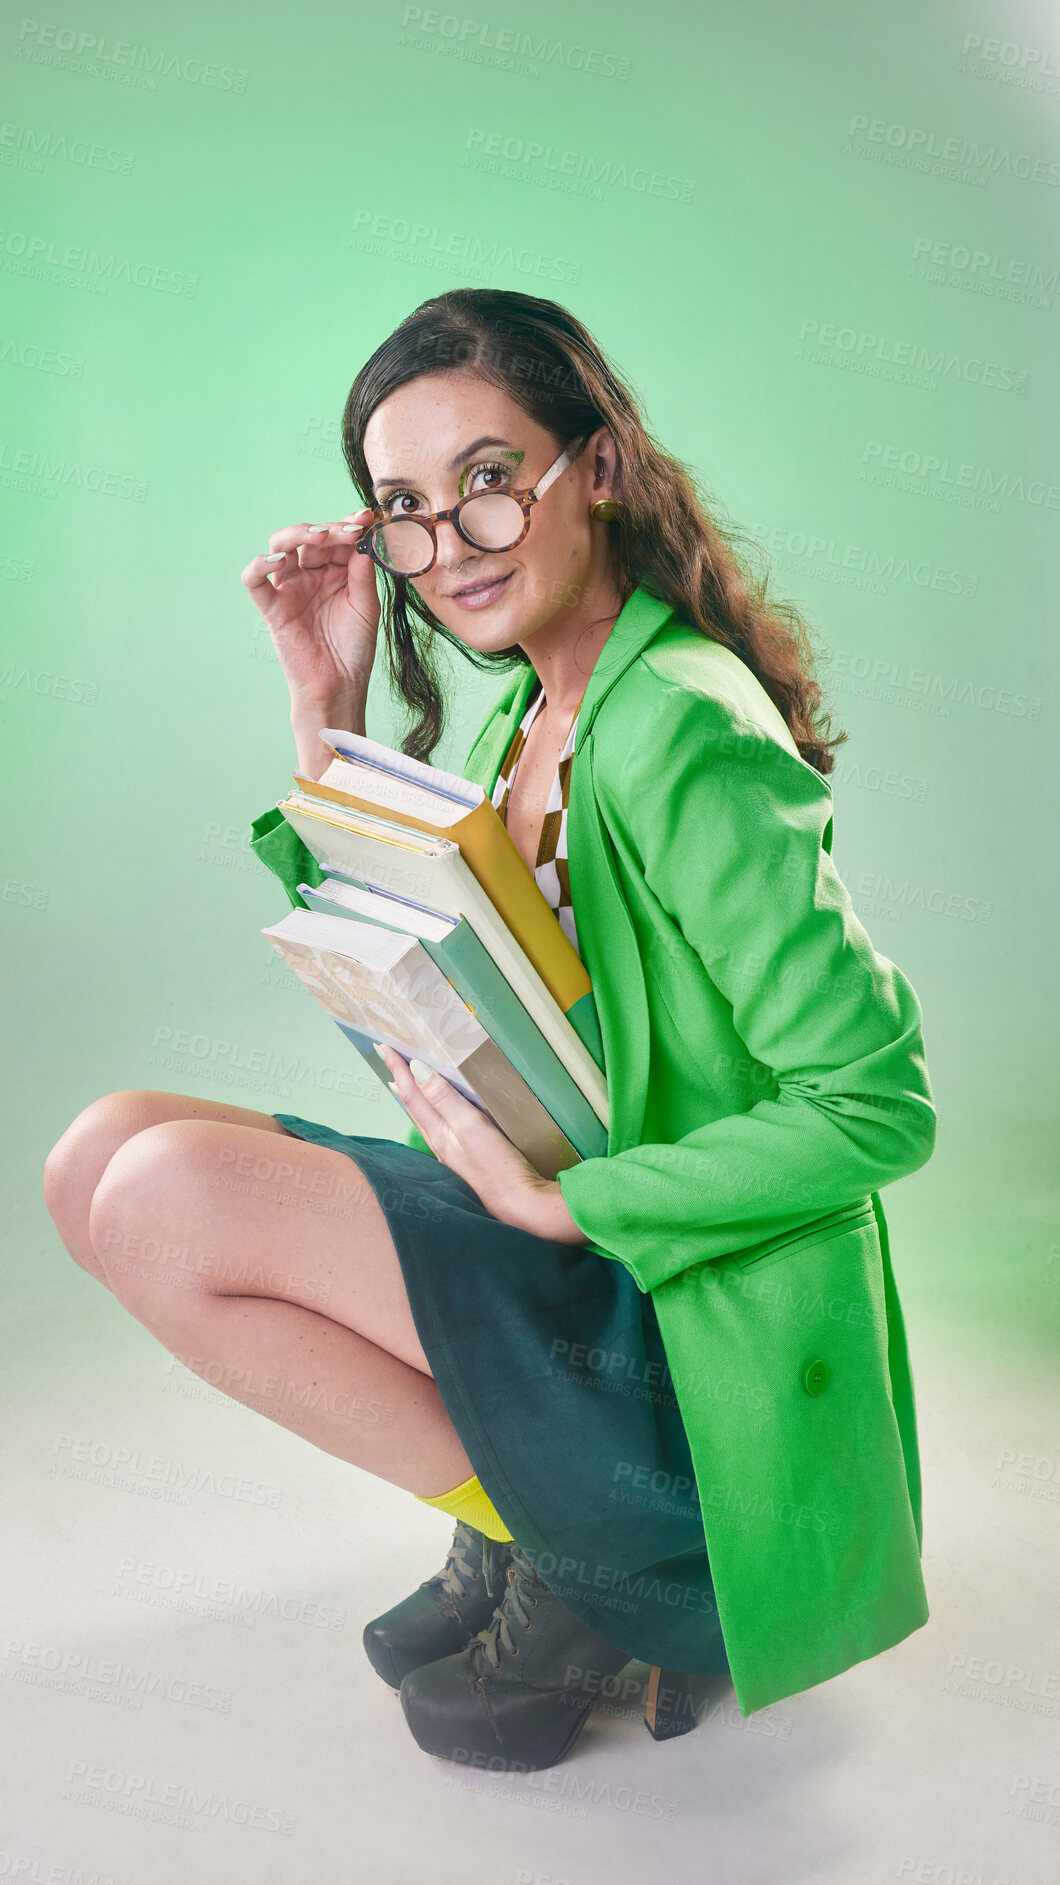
left=6, top=0, right=1055, bottom=1334
left=2, top=0, right=1058, bottom=1876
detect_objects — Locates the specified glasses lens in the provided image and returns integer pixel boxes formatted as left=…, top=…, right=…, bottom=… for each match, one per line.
left=374, top=519, right=434, bottom=574
left=458, top=492, right=524, bottom=552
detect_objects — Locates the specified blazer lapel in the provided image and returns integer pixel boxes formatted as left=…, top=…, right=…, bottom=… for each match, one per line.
left=462, top=584, right=678, bottom=793
left=568, top=731, right=653, bottom=1153
left=573, top=585, right=677, bottom=753
left=573, top=587, right=679, bottom=1148
left=462, top=666, right=539, bottom=797
left=570, top=587, right=679, bottom=1150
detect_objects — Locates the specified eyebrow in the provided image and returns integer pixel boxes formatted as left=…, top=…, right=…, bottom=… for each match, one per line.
left=372, top=436, right=517, bottom=496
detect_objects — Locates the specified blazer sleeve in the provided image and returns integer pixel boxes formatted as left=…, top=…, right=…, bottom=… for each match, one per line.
left=248, top=803, right=324, bottom=910
left=556, top=687, right=937, bottom=1293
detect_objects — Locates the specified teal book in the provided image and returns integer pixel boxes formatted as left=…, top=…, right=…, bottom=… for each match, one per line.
left=299, top=875, right=609, bottom=1163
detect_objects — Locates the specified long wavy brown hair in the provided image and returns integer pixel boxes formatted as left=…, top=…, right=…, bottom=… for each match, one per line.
left=341, top=289, right=846, bottom=775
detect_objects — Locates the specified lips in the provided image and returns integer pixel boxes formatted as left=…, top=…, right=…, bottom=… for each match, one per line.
left=449, top=569, right=514, bottom=600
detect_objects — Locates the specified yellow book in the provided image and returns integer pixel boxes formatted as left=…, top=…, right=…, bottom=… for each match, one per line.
left=295, top=729, right=603, bottom=1067
left=275, top=792, right=609, bottom=1128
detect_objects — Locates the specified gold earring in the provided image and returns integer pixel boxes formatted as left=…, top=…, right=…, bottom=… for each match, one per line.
left=590, top=498, right=620, bottom=520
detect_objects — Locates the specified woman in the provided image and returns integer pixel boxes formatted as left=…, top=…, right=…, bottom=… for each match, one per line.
left=43, top=288, right=936, bottom=1773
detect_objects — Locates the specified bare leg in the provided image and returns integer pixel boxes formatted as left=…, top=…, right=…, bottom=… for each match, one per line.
left=43, top=1090, right=294, bottom=1286
left=44, top=1094, right=475, bottom=1496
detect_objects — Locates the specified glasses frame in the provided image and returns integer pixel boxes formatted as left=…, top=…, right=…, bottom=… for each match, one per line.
left=355, top=435, right=588, bottom=577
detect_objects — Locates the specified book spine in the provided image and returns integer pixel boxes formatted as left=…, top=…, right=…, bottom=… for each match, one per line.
left=444, top=798, right=593, bottom=1019
left=287, top=781, right=604, bottom=1067
left=279, top=803, right=610, bottom=1128
left=425, top=925, right=608, bottom=1161
left=457, top=1037, right=581, bottom=1181
left=299, top=889, right=604, bottom=1158
left=439, top=846, right=610, bottom=1127
left=330, top=1010, right=578, bottom=1181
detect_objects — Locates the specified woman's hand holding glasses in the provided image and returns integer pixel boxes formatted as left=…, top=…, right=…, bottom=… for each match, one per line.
left=240, top=513, right=381, bottom=778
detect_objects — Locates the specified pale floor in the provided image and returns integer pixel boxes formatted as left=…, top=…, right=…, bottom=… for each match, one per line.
left=5, top=1201, right=1058, bottom=1885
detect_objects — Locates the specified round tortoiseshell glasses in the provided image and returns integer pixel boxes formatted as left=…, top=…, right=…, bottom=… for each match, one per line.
left=355, top=437, right=587, bottom=577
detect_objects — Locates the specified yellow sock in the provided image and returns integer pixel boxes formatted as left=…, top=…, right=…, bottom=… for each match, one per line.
left=416, top=1471, right=514, bottom=1543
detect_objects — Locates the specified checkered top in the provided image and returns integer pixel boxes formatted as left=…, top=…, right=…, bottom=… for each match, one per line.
left=490, top=683, right=581, bottom=959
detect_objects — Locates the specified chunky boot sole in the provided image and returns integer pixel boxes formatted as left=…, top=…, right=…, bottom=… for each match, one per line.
left=363, top=1528, right=512, bottom=1690
left=399, top=1647, right=628, bottom=1771
left=398, top=1542, right=707, bottom=1771
left=400, top=1653, right=703, bottom=1770
left=363, top=1603, right=496, bottom=1690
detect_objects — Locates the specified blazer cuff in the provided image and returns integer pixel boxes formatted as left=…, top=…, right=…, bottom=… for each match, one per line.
left=557, top=1161, right=658, bottom=1292
left=248, top=803, right=325, bottom=910
left=402, top=1119, right=437, bottom=1161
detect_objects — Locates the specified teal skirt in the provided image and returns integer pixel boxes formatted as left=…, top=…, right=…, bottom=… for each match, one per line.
left=273, top=1115, right=729, bottom=1676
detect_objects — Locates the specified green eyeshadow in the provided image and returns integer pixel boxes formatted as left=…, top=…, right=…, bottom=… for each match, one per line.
left=457, top=449, right=524, bottom=499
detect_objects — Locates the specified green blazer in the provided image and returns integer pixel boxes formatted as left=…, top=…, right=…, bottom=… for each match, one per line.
left=249, top=584, right=937, bottom=1716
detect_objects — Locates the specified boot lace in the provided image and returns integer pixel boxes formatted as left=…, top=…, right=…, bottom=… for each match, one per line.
left=432, top=1520, right=481, bottom=1604
left=471, top=1545, right=543, bottom=1674
left=434, top=1523, right=511, bottom=1605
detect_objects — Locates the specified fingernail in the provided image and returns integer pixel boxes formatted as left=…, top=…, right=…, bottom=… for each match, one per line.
left=264, top=552, right=285, bottom=562
left=387, top=1081, right=401, bottom=1096
left=372, top=1041, right=389, bottom=1063
left=307, top=524, right=329, bottom=533
left=409, top=1058, right=434, bottom=1087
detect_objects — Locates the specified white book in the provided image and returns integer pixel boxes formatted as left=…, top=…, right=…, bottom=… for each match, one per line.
left=276, top=793, right=609, bottom=1130
left=260, top=909, right=581, bottom=1180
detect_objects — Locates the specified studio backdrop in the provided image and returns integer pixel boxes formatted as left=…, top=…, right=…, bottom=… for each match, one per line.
left=3, top=0, right=1057, bottom=1880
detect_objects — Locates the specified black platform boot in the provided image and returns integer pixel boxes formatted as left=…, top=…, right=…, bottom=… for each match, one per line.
left=400, top=1541, right=697, bottom=1770
left=362, top=1522, right=513, bottom=1690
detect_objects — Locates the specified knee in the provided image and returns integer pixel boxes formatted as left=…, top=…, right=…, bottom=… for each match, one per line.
left=43, top=1090, right=159, bottom=1224
left=87, top=1120, right=214, bottom=1306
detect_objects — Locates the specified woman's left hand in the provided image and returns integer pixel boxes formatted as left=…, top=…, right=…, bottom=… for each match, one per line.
left=378, top=1044, right=589, bottom=1245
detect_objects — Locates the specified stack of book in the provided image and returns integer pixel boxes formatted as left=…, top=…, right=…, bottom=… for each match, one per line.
left=260, top=728, right=609, bottom=1179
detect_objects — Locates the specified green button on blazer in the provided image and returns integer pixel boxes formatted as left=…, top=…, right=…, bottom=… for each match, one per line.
left=249, top=583, right=937, bottom=1717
